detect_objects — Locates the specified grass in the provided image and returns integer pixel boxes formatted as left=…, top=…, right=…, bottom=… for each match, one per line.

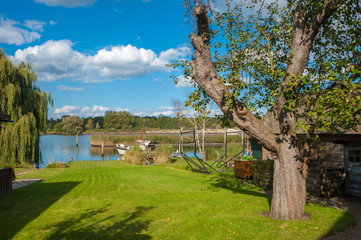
left=0, top=161, right=356, bottom=240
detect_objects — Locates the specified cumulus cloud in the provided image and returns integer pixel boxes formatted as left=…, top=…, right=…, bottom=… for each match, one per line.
left=11, top=40, right=190, bottom=82
left=52, top=104, right=177, bottom=118
left=34, top=0, right=98, bottom=8
left=175, top=75, right=193, bottom=88
left=57, top=85, right=85, bottom=91
left=54, top=105, right=80, bottom=114
left=0, top=17, right=41, bottom=45
left=86, top=45, right=165, bottom=78
left=24, top=20, right=46, bottom=32
left=53, top=105, right=125, bottom=117
left=12, top=40, right=85, bottom=81
left=49, top=20, right=57, bottom=26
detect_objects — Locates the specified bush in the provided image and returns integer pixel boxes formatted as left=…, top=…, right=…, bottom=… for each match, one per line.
left=124, top=146, right=148, bottom=165
left=45, top=162, right=69, bottom=168
left=154, top=144, right=173, bottom=164
left=205, top=148, right=219, bottom=162
left=241, top=155, right=253, bottom=161
left=251, top=160, right=274, bottom=188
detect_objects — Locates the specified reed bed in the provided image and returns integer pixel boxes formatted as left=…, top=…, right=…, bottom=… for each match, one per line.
left=124, top=146, right=148, bottom=165
left=90, top=134, right=244, bottom=146
left=154, top=144, right=174, bottom=164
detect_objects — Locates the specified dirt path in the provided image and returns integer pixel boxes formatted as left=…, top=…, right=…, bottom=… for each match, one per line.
left=12, top=179, right=43, bottom=190
left=307, top=195, right=361, bottom=240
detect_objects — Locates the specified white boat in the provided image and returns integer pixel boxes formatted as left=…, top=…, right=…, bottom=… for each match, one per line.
left=116, top=143, right=129, bottom=155
left=136, top=139, right=151, bottom=150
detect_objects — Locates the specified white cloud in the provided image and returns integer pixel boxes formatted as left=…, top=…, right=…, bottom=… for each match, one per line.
left=34, top=0, right=97, bottom=8
left=12, top=40, right=85, bottom=81
left=53, top=105, right=127, bottom=117
left=0, top=17, right=41, bottom=45
left=175, top=75, right=193, bottom=88
left=57, top=85, right=85, bottom=91
left=49, top=20, right=57, bottom=26
left=156, top=106, right=174, bottom=111
left=11, top=40, right=190, bottom=82
left=54, top=105, right=80, bottom=114
left=86, top=44, right=165, bottom=78
left=24, top=20, right=46, bottom=32
left=52, top=104, right=179, bottom=118
left=150, top=111, right=173, bottom=117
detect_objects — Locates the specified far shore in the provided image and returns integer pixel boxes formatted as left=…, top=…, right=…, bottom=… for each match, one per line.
left=42, top=129, right=233, bottom=136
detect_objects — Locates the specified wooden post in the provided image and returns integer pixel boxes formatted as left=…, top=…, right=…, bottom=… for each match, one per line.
left=76, top=132, right=79, bottom=147
left=101, top=140, right=104, bottom=161
left=179, top=127, right=183, bottom=153
left=224, top=128, right=227, bottom=159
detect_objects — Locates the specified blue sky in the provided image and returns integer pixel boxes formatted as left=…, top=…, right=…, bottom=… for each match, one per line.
left=1, top=0, right=199, bottom=119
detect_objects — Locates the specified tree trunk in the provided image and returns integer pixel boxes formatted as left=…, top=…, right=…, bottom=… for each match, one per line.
left=270, top=142, right=306, bottom=220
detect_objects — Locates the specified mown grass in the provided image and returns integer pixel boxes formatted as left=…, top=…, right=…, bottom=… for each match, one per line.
left=0, top=161, right=356, bottom=240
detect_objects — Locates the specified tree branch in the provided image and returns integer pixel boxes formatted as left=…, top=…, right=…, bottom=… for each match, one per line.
left=190, top=4, right=278, bottom=154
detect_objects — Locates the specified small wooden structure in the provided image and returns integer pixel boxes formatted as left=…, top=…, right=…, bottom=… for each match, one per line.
left=0, top=168, right=13, bottom=196
left=261, top=111, right=361, bottom=196
left=0, top=113, right=12, bottom=123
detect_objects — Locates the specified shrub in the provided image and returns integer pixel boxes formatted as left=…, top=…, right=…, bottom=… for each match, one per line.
left=241, top=155, right=253, bottom=161
left=251, top=160, right=274, bottom=188
left=45, top=162, right=69, bottom=168
left=124, top=146, right=148, bottom=165
left=205, top=148, right=219, bottom=162
left=154, top=144, right=173, bottom=164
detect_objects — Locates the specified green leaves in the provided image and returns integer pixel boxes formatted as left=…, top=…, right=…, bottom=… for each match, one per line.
left=0, top=49, right=52, bottom=165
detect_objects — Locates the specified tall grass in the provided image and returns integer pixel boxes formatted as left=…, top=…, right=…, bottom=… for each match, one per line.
left=90, top=134, right=244, bottom=146
left=124, top=146, right=148, bottom=165
left=205, top=148, right=219, bottom=161
left=154, top=144, right=173, bottom=164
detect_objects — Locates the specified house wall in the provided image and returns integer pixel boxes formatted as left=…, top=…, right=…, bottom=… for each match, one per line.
left=318, top=134, right=361, bottom=170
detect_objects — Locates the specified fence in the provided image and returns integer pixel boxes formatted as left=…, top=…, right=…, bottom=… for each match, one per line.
left=0, top=168, right=13, bottom=196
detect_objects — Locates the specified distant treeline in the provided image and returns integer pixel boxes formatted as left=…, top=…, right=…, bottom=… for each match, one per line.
left=46, top=111, right=233, bottom=134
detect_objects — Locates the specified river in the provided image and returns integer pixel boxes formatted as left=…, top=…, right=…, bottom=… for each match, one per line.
left=39, top=134, right=234, bottom=169
left=39, top=134, right=119, bottom=169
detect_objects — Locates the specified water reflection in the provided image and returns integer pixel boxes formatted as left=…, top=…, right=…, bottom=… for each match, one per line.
left=39, top=135, right=120, bottom=169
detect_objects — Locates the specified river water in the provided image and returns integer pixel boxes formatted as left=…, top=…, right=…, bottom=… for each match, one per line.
left=39, top=134, right=231, bottom=169
left=39, top=134, right=119, bottom=169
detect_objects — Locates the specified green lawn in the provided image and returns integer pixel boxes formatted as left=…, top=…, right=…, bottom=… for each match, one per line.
left=0, top=161, right=356, bottom=240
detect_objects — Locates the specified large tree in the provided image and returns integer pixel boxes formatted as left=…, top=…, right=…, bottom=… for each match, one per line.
left=0, top=50, right=52, bottom=166
left=104, top=111, right=135, bottom=129
left=180, top=0, right=361, bottom=220
left=62, top=115, right=84, bottom=134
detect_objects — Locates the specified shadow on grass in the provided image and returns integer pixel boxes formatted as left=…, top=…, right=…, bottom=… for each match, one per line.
left=208, top=173, right=272, bottom=207
left=0, top=181, right=80, bottom=239
left=46, top=206, right=153, bottom=240
left=321, top=210, right=357, bottom=239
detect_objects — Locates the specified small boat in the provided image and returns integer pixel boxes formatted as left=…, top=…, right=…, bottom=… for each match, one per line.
left=116, top=143, right=129, bottom=155
left=136, top=139, right=151, bottom=150
left=171, top=150, right=182, bottom=158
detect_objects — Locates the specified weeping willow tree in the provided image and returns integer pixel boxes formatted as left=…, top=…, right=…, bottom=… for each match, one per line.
left=0, top=49, right=52, bottom=166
